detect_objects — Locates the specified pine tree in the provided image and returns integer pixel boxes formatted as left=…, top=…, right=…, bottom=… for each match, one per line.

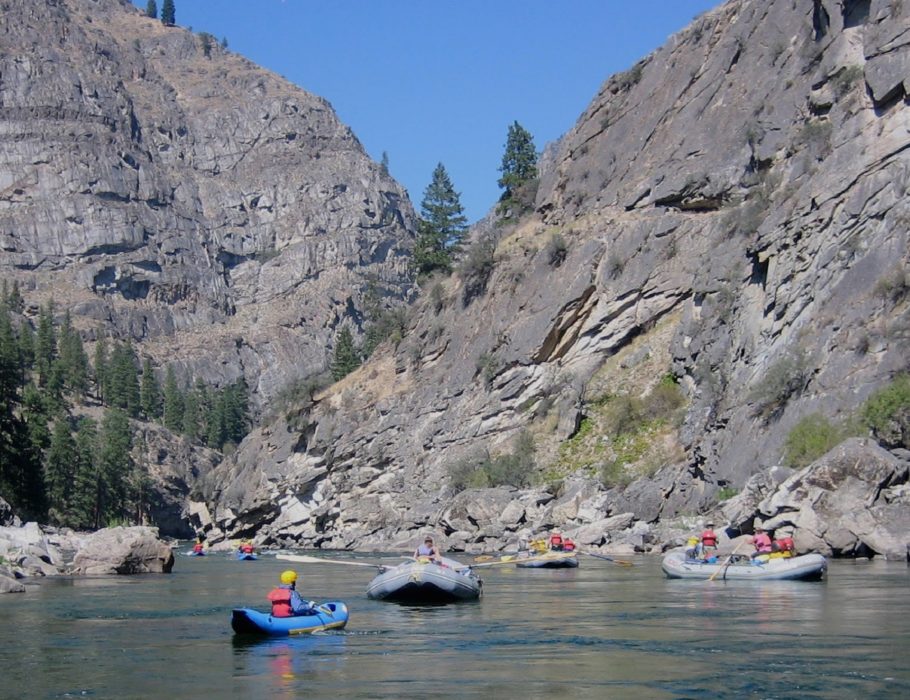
left=57, top=312, right=89, bottom=397
left=380, top=151, right=390, bottom=176
left=45, top=418, right=78, bottom=525
left=331, top=326, right=361, bottom=381
left=413, top=163, right=468, bottom=275
left=140, top=359, right=161, bottom=419
left=70, top=417, right=99, bottom=529
left=497, top=121, right=538, bottom=211
left=17, top=382, right=49, bottom=518
left=107, top=342, right=141, bottom=417
left=162, top=365, right=184, bottom=432
left=145, top=0, right=157, bottom=18
left=93, top=334, right=108, bottom=403
left=161, top=0, right=175, bottom=26
left=181, top=381, right=201, bottom=441
left=35, top=300, right=57, bottom=386
left=17, top=320, right=34, bottom=369
left=98, top=408, right=133, bottom=526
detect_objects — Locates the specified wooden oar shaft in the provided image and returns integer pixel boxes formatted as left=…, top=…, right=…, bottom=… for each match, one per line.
left=276, top=553, right=385, bottom=569
left=708, top=540, right=746, bottom=582
left=579, top=550, right=634, bottom=566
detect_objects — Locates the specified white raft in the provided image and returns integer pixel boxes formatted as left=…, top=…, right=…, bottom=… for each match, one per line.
left=662, top=550, right=827, bottom=581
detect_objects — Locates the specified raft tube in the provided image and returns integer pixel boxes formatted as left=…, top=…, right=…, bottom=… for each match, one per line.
left=231, top=602, right=349, bottom=636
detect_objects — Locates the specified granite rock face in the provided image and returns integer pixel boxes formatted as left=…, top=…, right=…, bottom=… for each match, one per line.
left=0, top=0, right=416, bottom=413
left=194, top=0, right=910, bottom=554
left=70, top=526, right=174, bottom=574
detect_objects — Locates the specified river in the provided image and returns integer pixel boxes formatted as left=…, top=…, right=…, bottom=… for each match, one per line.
left=0, top=551, right=907, bottom=699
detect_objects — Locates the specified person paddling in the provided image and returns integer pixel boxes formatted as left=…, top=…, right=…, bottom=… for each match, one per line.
left=239, top=540, right=254, bottom=555
left=268, top=570, right=316, bottom=617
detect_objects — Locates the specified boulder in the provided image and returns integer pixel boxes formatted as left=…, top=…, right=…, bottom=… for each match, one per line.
left=0, top=574, right=25, bottom=594
left=71, top=527, right=175, bottom=575
left=0, top=497, right=19, bottom=527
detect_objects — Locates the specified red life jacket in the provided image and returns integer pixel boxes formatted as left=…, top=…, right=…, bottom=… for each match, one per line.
left=776, top=536, right=794, bottom=552
left=563, top=539, right=576, bottom=551
left=549, top=534, right=563, bottom=549
left=701, top=529, right=718, bottom=547
left=268, top=587, right=293, bottom=617
left=240, top=544, right=254, bottom=553
left=193, top=543, right=203, bottom=553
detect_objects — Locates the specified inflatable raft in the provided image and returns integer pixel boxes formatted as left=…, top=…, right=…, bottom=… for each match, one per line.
left=661, top=550, right=827, bottom=581
left=231, top=602, right=349, bottom=636
left=236, top=552, right=257, bottom=561
left=515, top=551, right=579, bottom=568
left=366, top=557, right=482, bottom=603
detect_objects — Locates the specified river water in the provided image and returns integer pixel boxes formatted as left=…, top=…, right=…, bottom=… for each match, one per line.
left=1, top=551, right=907, bottom=699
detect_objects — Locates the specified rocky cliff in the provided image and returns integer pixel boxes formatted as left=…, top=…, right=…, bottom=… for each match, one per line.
left=2, top=0, right=908, bottom=556
left=194, top=0, right=909, bottom=555
left=0, top=0, right=416, bottom=410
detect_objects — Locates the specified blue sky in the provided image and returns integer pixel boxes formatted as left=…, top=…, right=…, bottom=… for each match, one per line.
left=135, top=1, right=720, bottom=223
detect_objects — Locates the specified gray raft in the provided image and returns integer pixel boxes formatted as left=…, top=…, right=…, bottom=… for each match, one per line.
left=366, top=557, right=482, bottom=603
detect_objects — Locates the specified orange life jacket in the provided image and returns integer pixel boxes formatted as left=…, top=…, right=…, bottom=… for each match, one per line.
left=268, top=587, right=293, bottom=617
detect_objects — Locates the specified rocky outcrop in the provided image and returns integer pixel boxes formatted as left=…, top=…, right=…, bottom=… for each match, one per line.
left=0, top=523, right=174, bottom=586
left=717, top=439, right=910, bottom=560
left=0, top=0, right=416, bottom=416
left=191, top=0, right=910, bottom=554
left=70, top=526, right=174, bottom=575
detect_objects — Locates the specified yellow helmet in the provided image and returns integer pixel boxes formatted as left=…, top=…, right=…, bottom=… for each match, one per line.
left=280, top=570, right=297, bottom=585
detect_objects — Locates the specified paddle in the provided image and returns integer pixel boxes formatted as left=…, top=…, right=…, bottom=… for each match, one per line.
left=578, top=550, right=634, bottom=567
left=708, top=540, right=746, bottom=582
left=276, top=553, right=388, bottom=569
left=454, top=552, right=571, bottom=570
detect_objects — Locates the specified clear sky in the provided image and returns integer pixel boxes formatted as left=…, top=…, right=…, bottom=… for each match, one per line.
left=134, top=1, right=720, bottom=223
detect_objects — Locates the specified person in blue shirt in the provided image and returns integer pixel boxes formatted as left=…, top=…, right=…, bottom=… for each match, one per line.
left=267, top=570, right=317, bottom=617
left=414, top=536, right=441, bottom=562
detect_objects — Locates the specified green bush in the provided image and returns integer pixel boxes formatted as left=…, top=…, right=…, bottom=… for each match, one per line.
left=544, top=233, right=568, bottom=267
left=460, top=236, right=496, bottom=305
left=716, top=486, right=738, bottom=501
left=862, top=374, right=910, bottom=448
left=748, top=351, right=810, bottom=422
left=784, top=413, right=844, bottom=468
left=447, top=432, right=536, bottom=493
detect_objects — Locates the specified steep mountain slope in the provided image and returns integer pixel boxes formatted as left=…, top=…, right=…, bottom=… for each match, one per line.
left=195, top=0, right=909, bottom=551
left=0, top=0, right=416, bottom=409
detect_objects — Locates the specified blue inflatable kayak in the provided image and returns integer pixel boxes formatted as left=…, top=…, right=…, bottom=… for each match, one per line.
left=231, top=602, right=349, bottom=636
left=236, top=552, right=257, bottom=560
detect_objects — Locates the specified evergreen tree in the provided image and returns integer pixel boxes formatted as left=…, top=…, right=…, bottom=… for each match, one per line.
left=17, top=382, right=49, bottom=518
left=140, top=358, right=161, bottom=420
left=17, top=320, right=34, bottom=369
left=98, top=408, right=133, bottom=526
left=145, top=0, right=157, bottom=18
left=331, top=326, right=361, bottom=381
left=181, top=381, right=201, bottom=441
left=161, top=0, right=175, bottom=25
left=497, top=121, right=538, bottom=210
left=205, top=388, right=225, bottom=448
left=35, top=300, right=57, bottom=386
left=222, top=378, right=249, bottom=445
left=0, top=305, right=27, bottom=505
left=107, top=342, right=141, bottom=417
left=380, top=151, right=390, bottom=176
left=70, top=417, right=99, bottom=529
left=0, top=304, right=20, bottom=400
left=93, top=334, right=108, bottom=403
left=45, top=418, right=78, bottom=525
left=412, top=163, right=468, bottom=275
left=57, top=312, right=89, bottom=398
left=162, top=365, right=184, bottom=432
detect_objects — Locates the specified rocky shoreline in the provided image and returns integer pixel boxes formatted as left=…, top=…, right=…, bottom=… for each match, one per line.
left=0, top=505, right=174, bottom=594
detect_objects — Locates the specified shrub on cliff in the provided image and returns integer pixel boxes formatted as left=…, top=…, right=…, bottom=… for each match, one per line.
left=862, top=373, right=910, bottom=449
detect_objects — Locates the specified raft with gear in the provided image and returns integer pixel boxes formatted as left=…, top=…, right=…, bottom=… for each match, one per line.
left=231, top=602, right=349, bottom=636
left=366, top=557, right=482, bottom=603
left=514, top=550, right=579, bottom=568
left=661, top=550, right=827, bottom=581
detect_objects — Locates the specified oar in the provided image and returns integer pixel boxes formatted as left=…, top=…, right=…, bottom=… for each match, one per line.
left=708, top=540, right=746, bottom=582
left=276, top=553, right=388, bottom=569
left=579, top=550, right=634, bottom=567
left=455, top=552, right=567, bottom=570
